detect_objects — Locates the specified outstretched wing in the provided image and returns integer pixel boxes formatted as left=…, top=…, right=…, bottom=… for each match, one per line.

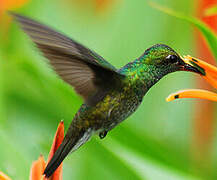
left=10, top=12, right=125, bottom=105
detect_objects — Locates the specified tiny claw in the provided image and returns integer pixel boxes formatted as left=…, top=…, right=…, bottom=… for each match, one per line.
left=99, top=131, right=107, bottom=139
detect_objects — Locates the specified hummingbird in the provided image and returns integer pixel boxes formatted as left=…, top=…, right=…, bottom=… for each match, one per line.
left=10, top=12, right=204, bottom=177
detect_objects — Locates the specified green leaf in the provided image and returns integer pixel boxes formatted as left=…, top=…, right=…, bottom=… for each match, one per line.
left=102, top=137, right=199, bottom=180
left=110, top=126, right=193, bottom=176
left=149, top=1, right=217, bottom=60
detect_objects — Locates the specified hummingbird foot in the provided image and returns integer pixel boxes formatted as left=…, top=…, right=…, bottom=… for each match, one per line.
left=99, top=131, right=107, bottom=139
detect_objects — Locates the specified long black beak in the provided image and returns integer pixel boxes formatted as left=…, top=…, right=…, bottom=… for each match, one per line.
left=183, top=63, right=205, bottom=75
left=180, top=57, right=206, bottom=75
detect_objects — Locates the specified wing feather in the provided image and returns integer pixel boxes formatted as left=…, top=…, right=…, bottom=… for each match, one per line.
left=10, top=12, right=125, bottom=105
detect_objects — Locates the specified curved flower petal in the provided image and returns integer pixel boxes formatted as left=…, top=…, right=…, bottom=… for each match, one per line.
left=0, top=171, right=11, bottom=180
left=183, top=55, right=217, bottom=88
left=166, top=89, right=217, bottom=102
left=30, top=155, right=46, bottom=180
left=167, top=55, right=217, bottom=102
left=30, top=121, right=64, bottom=180
left=46, top=121, right=64, bottom=180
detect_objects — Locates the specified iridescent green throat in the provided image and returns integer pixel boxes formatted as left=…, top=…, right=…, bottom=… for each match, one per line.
left=119, top=58, right=171, bottom=92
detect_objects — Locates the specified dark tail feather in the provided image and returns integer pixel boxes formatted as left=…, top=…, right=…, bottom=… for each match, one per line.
left=43, top=127, right=92, bottom=178
left=44, top=140, right=73, bottom=177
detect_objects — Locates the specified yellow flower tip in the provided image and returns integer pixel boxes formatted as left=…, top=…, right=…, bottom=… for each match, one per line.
left=181, top=55, right=217, bottom=89
left=183, top=55, right=217, bottom=75
left=182, top=55, right=191, bottom=60
left=0, top=171, right=11, bottom=180
left=166, top=93, right=179, bottom=102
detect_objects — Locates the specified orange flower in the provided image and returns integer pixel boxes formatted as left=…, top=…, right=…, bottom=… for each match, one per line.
left=0, top=0, right=29, bottom=42
left=95, top=0, right=115, bottom=12
left=0, top=0, right=29, bottom=13
left=166, top=89, right=217, bottom=102
left=0, top=122, right=64, bottom=180
left=30, top=121, right=64, bottom=180
left=167, top=55, right=217, bottom=102
left=0, top=171, right=11, bottom=180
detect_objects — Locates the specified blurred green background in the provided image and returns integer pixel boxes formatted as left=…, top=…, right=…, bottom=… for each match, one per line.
left=0, top=0, right=216, bottom=179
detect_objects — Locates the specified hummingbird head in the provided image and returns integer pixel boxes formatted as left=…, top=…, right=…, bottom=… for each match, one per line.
left=139, top=44, right=204, bottom=75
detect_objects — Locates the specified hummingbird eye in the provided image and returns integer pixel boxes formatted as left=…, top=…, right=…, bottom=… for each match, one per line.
left=166, top=55, right=178, bottom=63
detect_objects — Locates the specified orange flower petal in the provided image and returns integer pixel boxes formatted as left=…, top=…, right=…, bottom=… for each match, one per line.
left=0, top=0, right=29, bottom=11
left=183, top=55, right=217, bottom=88
left=0, top=171, right=11, bottom=180
left=184, top=55, right=217, bottom=75
left=166, top=89, right=217, bottom=102
left=203, top=75, right=217, bottom=89
left=168, top=56, right=217, bottom=102
left=30, top=121, right=64, bottom=180
left=30, top=155, right=46, bottom=180
left=45, top=121, right=64, bottom=180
